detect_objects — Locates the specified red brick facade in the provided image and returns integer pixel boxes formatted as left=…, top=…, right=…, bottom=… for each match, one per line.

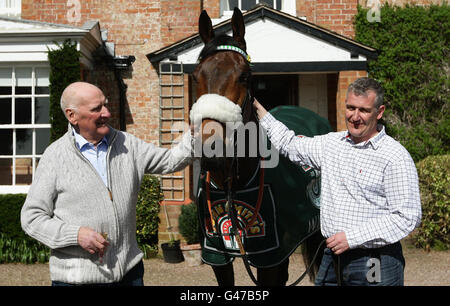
left=297, top=0, right=357, bottom=38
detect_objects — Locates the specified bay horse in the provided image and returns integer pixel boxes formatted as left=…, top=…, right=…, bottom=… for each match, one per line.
left=191, top=8, right=331, bottom=286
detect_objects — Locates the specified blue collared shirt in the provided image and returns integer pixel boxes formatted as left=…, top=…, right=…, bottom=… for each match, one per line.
left=72, top=128, right=109, bottom=187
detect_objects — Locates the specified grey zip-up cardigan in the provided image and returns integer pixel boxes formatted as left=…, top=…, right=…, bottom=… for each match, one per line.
left=21, top=126, right=193, bottom=284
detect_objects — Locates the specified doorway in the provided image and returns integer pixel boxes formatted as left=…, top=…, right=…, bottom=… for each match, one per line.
left=253, top=74, right=298, bottom=111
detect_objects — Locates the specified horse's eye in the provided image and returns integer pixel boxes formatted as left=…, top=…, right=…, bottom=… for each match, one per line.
left=239, top=72, right=250, bottom=84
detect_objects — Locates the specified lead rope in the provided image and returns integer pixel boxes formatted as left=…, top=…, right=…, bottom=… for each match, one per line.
left=225, top=138, right=261, bottom=286
left=288, top=233, right=326, bottom=286
left=226, top=187, right=260, bottom=286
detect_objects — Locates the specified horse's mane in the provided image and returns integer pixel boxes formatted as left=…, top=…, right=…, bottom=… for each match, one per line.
left=198, top=34, right=243, bottom=62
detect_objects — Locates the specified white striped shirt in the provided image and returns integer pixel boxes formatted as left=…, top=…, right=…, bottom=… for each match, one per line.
left=260, top=113, right=421, bottom=249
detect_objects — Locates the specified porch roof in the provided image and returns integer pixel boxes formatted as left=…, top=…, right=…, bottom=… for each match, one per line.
left=147, top=5, right=378, bottom=73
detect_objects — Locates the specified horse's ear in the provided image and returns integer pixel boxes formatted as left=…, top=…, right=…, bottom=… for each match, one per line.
left=231, top=7, right=246, bottom=51
left=199, top=10, right=214, bottom=44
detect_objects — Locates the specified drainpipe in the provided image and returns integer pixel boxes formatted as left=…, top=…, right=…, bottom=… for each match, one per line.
left=111, top=56, right=135, bottom=131
left=102, top=38, right=135, bottom=132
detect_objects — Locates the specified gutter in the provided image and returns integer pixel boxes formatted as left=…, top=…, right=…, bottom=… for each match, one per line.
left=101, top=37, right=135, bottom=132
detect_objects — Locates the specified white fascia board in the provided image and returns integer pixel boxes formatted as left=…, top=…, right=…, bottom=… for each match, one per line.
left=0, top=18, right=101, bottom=68
left=0, top=39, right=82, bottom=63
left=246, top=19, right=366, bottom=62
left=176, top=18, right=366, bottom=65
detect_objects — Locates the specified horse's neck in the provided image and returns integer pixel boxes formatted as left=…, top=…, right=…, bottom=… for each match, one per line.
left=207, top=157, right=259, bottom=191
left=235, top=156, right=260, bottom=188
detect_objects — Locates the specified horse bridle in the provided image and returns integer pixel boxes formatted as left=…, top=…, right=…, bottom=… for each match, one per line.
left=197, top=44, right=263, bottom=285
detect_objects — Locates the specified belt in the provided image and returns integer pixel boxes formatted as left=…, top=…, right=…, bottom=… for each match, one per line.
left=342, top=241, right=402, bottom=258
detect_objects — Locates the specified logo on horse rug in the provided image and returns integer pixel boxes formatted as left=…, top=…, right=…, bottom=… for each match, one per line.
left=199, top=183, right=280, bottom=260
left=210, top=198, right=267, bottom=251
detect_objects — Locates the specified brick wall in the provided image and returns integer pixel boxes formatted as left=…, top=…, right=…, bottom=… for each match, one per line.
left=336, top=70, right=368, bottom=131
left=296, top=0, right=358, bottom=38
left=296, top=0, right=443, bottom=38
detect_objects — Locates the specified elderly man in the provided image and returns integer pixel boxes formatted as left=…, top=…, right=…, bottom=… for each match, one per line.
left=21, top=82, right=193, bottom=286
left=253, top=77, right=421, bottom=286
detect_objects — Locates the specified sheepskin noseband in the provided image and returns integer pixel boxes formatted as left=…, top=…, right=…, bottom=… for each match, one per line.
left=190, top=94, right=242, bottom=123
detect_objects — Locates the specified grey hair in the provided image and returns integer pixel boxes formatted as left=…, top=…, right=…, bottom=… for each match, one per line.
left=347, top=77, right=384, bottom=109
left=60, top=96, right=77, bottom=114
left=60, top=86, right=80, bottom=120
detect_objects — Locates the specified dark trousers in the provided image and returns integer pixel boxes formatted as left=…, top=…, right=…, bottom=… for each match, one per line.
left=52, top=260, right=144, bottom=287
left=314, top=242, right=405, bottom=286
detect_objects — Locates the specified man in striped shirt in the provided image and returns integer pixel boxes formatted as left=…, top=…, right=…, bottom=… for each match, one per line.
left=253, top=77, right=421, bottom=286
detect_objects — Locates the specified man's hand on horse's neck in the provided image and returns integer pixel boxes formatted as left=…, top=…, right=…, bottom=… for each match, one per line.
left=253, top=99, right=268, bottom=120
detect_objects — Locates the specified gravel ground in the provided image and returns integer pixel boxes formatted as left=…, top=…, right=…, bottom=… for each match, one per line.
left=0, top=240, right=448, bottom=286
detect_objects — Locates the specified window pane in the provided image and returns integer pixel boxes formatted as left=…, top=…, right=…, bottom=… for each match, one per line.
left=35, top=86, right=49, bottom=95
left=15, top=67, right=32, bottom=86
left=0, top=129, right=12, bottom=155
left=0, top=159, right=12, bottom=185
left=0, top=86, right=12, bottom=95
left=0, top=68, right=12, bottom=86
left=35, top=67, right=49, bottom=86
left=0, top=98, right=12, bottom=124
left=15, top=67, right=32, bottom=95
left=16, top=129, right=32, bottom=155
left=35, top=97, right=49, bottom=124
left=0, top=68, right=12, bottom=95
left=277, top=0, right=282, bottom=10
left=16, top=158, right=33, bottom=185
left=260, top=0, right=274, bottom=8
left=220, top=0, right=238, bottom=12
left=36, top=128, right=50, bottom=154
left=242, top=0, right=256, bottom=10
left=15, top=98, right=31, bottom=124
left=35, top=67, right=50, bottom=94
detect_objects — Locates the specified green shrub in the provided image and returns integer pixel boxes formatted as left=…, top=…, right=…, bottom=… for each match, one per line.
left=178, top=202, right=200, bottom=245
left=136, top=175, right=163, bottom=258
left=412, top=155, right=449, bottom=251
left=0, top=194, right=27, bottom=240
left=48, top=39, right=81, bottom=143
left=0, top=194, right=50, bottom=263
left=355, top=4, right=449, bottom=162
left=0, top=233, right=50, bottom=264
left=0, top=174, right=163, bottom=263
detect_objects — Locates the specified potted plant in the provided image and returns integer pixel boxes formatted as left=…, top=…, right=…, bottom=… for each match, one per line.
left=160, top=238, right=184, bottom=263
left=178, top=202, right=203, bottom=266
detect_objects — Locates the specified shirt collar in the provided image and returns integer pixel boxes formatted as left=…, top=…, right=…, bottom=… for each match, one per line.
left=341, top=124, right=386, bottom=150
left=72, top=127, right=109, bottom=150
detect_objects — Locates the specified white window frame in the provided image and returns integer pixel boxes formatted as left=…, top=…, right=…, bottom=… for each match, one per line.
left=220, top=0, right=296, bottom=17
left=0, top=0, right=22, bottom=17
left=0, top=63, right=51, bottom=194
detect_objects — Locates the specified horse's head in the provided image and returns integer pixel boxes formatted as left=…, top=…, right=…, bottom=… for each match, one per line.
left=191, top=8, right=256, bottom=189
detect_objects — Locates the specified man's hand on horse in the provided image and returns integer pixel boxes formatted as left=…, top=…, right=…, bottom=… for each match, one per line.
left=326, top=232, right=349, bottom=255
left=253, top=99, right=268, bottom=120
